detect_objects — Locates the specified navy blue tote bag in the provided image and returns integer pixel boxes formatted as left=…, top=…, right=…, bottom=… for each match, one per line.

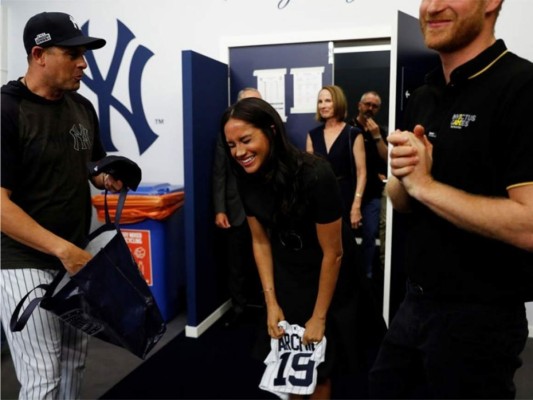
left=11, top=188, right=166, bottom=359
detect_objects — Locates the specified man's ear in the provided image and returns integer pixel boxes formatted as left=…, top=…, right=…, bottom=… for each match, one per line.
left=485, top=0, right=503, bottom=14
left=30, top=46, right=46, bottom=65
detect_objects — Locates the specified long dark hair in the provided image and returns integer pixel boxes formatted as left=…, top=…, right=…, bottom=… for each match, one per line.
left=220, top=97, right=318, bottom=223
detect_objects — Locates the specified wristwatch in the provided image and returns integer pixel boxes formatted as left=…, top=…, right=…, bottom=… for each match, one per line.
left=373, top=136, right=381, bottom=142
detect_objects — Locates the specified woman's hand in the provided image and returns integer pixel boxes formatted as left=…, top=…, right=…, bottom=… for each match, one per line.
left=302, top=315, right=326, bottom=345
left=350, top=204, right=362, bottom=229
left=266, top=302, right=286, bottom=339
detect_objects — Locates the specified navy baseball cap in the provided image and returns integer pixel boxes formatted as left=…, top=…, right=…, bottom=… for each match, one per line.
left=23, top=12, right=106, bottom=55
left=87, top=156, right=142, bottom=191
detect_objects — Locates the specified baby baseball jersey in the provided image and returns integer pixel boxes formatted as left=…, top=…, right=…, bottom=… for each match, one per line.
left=259, top=320, right=327, bottom=399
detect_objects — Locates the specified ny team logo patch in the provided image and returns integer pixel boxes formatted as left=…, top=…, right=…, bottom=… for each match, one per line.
left=69, top=123, right=92, bottom=151
left=81, top=20, right=158, bottom=155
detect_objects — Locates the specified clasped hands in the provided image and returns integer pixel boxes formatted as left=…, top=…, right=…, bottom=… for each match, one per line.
left=388, top=124, right=434, bottom=198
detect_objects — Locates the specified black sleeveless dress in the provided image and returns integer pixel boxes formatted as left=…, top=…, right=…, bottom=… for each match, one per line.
left=308, top=124, right=361, bottom=226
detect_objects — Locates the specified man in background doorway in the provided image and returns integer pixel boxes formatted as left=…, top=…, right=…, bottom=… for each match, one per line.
left=349, top=91, right=387, bottom=279
left=212, top=87, right=262, bottom=327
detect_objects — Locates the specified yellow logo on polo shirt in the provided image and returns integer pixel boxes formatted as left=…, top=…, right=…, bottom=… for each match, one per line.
left=450, top=114, right=477, bottom=129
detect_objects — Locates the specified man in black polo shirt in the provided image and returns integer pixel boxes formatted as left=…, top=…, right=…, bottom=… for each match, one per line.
left=369, top=0, right=533, bottom=398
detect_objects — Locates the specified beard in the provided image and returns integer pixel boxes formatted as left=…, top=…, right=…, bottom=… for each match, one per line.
left=363, top=110, right=374, bottom=119
left=420, top=3, right=485, bottom=53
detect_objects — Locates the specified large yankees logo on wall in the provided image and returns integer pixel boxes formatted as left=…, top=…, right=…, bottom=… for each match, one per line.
left=81, top=20, right=158, bottom=155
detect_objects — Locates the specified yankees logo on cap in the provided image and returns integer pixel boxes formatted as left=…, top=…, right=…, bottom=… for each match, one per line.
left=23, top=12, right=106, bottom=55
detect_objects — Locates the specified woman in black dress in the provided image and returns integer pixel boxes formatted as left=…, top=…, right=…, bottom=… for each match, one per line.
left=306, top=85, right=367, bottom=231
left=221, top=98, right=385, bottom=399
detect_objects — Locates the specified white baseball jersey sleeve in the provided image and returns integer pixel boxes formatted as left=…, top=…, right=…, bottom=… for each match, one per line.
left=259, top=320, right=327, bottom=399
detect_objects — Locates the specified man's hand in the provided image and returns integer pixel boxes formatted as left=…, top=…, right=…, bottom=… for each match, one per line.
left=365, top=117, right=381, bottom=139
left=215, top=212, right=231, bottom=228
left=56, top=242, right=93, bottom=275
left=388, top=124, right=434, bottom=198
left=103, top=173, right=124, bottom=193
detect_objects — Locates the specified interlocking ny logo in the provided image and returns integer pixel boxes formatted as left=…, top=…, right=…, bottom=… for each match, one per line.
left=81, top=20, right=158, bottom=155
left=69, top=123, right=91, bottom=151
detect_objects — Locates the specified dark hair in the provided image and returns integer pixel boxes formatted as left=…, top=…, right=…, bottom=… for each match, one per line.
left=220, top=97, right=317, bottom=223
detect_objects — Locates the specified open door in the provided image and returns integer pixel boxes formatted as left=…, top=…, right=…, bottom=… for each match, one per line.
left=182, top=50, right=229, bottom=337
left=383, top=11, right=440, bottom=325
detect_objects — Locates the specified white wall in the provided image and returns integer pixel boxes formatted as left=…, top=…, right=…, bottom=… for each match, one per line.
left=2, top=0, right=532, bottom=330
left=2, top=0, right=416, bottom=186
left=3, top=0, right=532, bottom=180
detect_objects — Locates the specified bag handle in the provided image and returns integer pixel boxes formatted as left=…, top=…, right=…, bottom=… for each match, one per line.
left=11, top=189, right=128, bottom=333
left=104, top=187, right=128, bottom=226
left=10, top=282, right=53, bottom=332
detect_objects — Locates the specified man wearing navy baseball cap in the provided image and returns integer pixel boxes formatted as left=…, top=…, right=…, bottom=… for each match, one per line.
left=1, top=12, right=123, bottom=399
left=23, top=11, right=106, bottom=55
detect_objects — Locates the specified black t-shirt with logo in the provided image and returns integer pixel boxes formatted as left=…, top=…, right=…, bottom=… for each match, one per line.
left=1, top=80, right=106, bottom=269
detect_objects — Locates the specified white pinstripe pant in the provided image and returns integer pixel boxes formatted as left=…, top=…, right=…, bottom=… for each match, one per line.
left=0, top=268, right=89, bottom=400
